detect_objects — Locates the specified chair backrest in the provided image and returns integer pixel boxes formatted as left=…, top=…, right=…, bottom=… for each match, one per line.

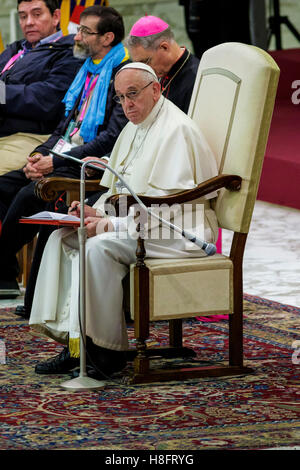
left=188, top=42, right=279, bottom=234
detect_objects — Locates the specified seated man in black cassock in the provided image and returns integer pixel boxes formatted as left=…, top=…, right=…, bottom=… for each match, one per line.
left=126, top=15, right=199, bottom=114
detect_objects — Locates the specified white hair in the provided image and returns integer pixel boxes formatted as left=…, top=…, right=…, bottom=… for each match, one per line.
left=115, top=62, right=159, bottom=84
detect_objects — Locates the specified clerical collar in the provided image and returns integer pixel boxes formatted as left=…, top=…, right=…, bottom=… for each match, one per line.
left=160, top=48, right=190, bottom=93
left=137, top=95, right=165, bottom=130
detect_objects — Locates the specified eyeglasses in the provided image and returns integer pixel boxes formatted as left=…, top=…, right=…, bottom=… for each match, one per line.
left=136, top=47, right=159, bottom=66
left=113, top=81, right=154, bottom=104
left=76, top=25, right=101, bottom=36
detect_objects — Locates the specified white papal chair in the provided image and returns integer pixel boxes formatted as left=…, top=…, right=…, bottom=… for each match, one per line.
left=107, top=42, right=280, bottom=384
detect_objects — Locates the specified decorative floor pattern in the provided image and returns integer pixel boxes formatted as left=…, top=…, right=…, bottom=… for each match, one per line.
left=0, top=295, right=299, bottom=450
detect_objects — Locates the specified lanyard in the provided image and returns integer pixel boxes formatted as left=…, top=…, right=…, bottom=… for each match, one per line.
left=79, top=73, right=99, bottom=113
left=70, top=73, right=99, bottom=137
left=1, top=50, right=25, bottom=75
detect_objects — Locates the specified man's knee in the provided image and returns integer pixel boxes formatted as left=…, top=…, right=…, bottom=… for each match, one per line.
left=8, top=182, right=36, bottom=212
left=14, top=180, right=36, bottom=201
left=0, top=169, right=27, bottom=200
left=0, top=171, right=28, bottom=220
left=86, top=233, right=135, bottom=264
left=1, top=180, right=39, bottom=226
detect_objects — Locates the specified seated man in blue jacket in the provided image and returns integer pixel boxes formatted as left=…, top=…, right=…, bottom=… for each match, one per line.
left=0, top=0, right=82, bottom=174
left=0, top=4, right=129, bottom=299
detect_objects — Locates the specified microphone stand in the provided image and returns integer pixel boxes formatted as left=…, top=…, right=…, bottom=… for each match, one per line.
left=60, top=159, right=108, bottom=391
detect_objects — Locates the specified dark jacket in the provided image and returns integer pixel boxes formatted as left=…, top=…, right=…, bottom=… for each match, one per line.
left=161, top=48, right=200, bottom=114
left=34, top=59, right=130, bottom=168
left=0, top=35, right=82, bottom=137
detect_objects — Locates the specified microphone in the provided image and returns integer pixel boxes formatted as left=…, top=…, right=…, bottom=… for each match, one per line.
left=182, top=230, right=216, bottom=255
left=49, top=149, right=217, bottom=256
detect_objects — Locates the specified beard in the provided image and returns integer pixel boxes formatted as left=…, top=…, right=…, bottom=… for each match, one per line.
left=73, top=41, right=90, bottom=59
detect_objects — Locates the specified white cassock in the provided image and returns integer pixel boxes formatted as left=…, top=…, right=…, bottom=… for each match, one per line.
left=29, top=96, right=219, bottom=354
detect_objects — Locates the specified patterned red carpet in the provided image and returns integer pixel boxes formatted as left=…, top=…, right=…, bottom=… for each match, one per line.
left=0, top=294, right=299, bottom=450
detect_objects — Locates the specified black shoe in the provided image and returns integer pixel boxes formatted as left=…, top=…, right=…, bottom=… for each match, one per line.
left=35, top=347, right=79, bottom=374
left=86, top=338, right=127, bottom=376
left=14, top=305, right=30, bottom=319
left=71, top=365, right=109, bottom=380
left=0, top=279, right=20, bottom=299
left=72, top=353, right=127, bottom=380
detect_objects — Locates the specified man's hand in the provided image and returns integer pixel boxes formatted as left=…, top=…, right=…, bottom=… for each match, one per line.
left=23, top=154, right=53, bottom=180
left=31, top=155, right=53, bottom=175
left=68, top=201, right=97, bottom=219
left=83, top=156, right=107, bottom=177
left=23, top=153, right=43, bottom=180
left=27, top=153, right=43, bottom=164
left=85, top=216, right=113, bottom=238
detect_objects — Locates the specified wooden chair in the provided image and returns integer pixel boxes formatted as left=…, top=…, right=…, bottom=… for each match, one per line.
left=35, top=42, right=279, bottom=384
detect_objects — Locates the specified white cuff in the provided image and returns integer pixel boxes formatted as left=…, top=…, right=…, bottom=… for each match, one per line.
left=109, top=216, right=128, bottom=232
left=95, top=207, right=105, bottom=217
left=0, top=81, right=6, bottom=105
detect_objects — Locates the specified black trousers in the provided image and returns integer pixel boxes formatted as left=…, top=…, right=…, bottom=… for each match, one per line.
left=0, top=165, right=86, bottom=282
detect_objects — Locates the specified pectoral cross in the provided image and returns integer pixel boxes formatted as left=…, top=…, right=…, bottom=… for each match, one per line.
left=115, top=178, right=125, bottom=193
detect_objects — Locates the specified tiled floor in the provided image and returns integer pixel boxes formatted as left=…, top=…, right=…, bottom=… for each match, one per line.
left=222, top=200, right=300, bottom=308
left=1, top=199, right=299, bottom=312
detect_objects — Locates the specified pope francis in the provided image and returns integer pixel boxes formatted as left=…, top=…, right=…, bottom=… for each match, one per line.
left=29, top=63, right=218, bottom=378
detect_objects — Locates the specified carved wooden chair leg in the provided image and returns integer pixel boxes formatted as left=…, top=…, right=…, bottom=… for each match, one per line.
left=24, top=237, right=37, bottom=288
left=229, top=232, right=247, bottom=368
left=16, top=237, right=37, bottom=288
left=132, top=251, right=150, bottom=376
left=16, top=249, right=24, bottom=285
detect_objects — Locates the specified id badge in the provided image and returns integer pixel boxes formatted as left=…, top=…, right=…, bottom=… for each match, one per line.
left=52, top=137, right=76, bottom=154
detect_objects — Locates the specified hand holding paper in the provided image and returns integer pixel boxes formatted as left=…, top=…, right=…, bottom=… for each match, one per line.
left=19, top=211, right=80, bottom=227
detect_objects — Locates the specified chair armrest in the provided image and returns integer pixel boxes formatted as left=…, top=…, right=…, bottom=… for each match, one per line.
left=105, top=174, right=241, bottom=215
left=34, top=177, right=103, bottom=202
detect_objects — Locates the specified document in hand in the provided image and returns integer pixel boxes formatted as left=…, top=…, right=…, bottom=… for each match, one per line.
left=19, top=211, right=80, bottom=226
